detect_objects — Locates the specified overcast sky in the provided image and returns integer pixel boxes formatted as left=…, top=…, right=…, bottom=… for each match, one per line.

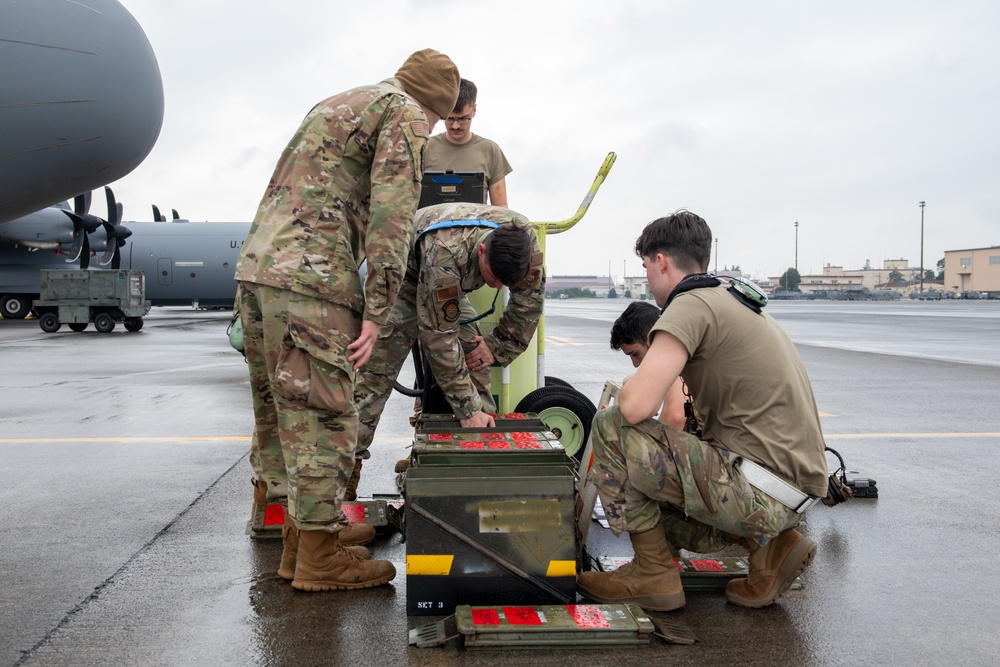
left=109, top=0, right=1000, bottom=282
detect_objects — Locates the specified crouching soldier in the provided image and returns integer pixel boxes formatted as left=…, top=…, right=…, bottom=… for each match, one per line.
left=578, top=210, right=828, bottom=611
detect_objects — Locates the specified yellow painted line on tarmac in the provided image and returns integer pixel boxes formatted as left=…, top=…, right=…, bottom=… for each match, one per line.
left=826, top=432, right=1000, bottom=439
left=0, top=436, right=416, bottom=444
left=544, top=336, right=584, bottom=347
left=818, top=411, right=834, bottom=417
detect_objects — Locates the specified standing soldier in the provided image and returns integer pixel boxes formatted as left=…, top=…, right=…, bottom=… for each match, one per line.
left=235, top=49, right=460, bottom=592
left=424, top=78, right=513, bottom=206
left=347, top=202, right=545, bottom=497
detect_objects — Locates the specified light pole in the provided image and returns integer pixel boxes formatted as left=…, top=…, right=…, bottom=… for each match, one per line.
left=714, top=238, right=718, bottom=274
left=794, top=221, right=799, bottom=280
left=919, top=201, right=925, bottom=294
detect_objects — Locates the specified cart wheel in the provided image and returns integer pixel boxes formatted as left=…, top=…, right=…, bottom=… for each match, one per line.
left=545, top=376, right=573, bottom=389
left=69, top=323, right=88, bottom=332
left=94, top=313, right=115, bottom=333
left=124, top=317, right=143, bottom=332
left=515, top=385, right=596, bottom=462
left=39, top=313, right=61, bottom=333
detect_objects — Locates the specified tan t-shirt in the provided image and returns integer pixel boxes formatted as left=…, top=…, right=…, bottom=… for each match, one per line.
left=423, top=133, right=512, bottom=202
left=650, top=284, right=828, bottom=497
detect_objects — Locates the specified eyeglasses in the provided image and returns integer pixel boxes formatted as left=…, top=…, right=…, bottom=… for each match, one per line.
left=446, top=114, right=473, bottom=125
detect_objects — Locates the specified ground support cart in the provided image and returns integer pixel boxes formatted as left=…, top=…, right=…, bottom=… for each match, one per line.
left=32, top=269, right=150, bottom=333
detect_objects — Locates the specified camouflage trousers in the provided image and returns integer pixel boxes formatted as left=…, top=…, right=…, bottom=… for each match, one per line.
left=239, top=282, right=360, bottom=532
left=589, top=406, right=803, bottom=550
left=354, top=296, right=493, bottom=459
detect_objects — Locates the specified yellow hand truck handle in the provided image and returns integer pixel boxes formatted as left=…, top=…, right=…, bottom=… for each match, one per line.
left=533, top=151, right=616, bottom=235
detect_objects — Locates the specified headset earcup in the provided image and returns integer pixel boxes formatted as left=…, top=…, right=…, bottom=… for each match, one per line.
left=826, top=473, right=849, bottom=504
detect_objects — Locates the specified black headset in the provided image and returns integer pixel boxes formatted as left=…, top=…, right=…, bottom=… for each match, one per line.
left=823, top=446, right=851, bottom=506
left=664, top=273, right=721, bottom=308
left=663, top=273, right=767, bottom=314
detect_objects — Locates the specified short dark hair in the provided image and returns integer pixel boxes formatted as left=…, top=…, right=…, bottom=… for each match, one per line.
left=610, top=301, right=660, bottom=350
left=454, top=79, right=477, bottom=111
left=634, top=210, right=713, bottom=274
left=485, top=222, right=532, bottom=285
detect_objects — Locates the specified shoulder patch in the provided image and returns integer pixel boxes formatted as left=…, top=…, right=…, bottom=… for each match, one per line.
left=441, top=299, right=461, bottom=323
left=410, top=121, right=429, bottom=138
left=435, top=285, right=460, bottom=302
left=524, top=268, right=542, bottom=287
left=530, top=251, right=544, bottom=267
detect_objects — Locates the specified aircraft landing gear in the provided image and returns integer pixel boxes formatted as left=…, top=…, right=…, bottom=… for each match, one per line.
left=0, top=294, right=31, bottom=320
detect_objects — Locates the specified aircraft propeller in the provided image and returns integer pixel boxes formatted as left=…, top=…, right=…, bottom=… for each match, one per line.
left=96, top=187, right=132, bottom=269
left=59, top=191, right=106, bottom=268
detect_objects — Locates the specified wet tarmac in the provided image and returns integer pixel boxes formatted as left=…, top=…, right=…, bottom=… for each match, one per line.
left=2, top=300, right=999, bottom=666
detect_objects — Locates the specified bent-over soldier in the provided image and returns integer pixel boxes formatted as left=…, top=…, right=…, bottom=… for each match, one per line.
left=347, top=202, right=545, bottom=497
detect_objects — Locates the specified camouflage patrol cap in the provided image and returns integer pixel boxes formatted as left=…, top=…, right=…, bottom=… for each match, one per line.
left=395, top=49, right=460, bottom=119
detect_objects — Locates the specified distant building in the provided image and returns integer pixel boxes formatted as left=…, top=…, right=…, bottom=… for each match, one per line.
left=767, top=264, right=866, bottom=295
left=943, top=246, right=1000, bottom=294
left=546, top=275, right=612, bottom=297
left=622, top=275, right=649, bottom=299
left=767, top=260, right=928, bottom=296
left=843, top=259, right=923, bottom=291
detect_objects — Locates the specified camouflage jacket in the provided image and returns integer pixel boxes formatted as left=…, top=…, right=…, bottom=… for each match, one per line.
left=235, top=78, right=430, bottom=325
left=400, top=202, right=545, bottom=417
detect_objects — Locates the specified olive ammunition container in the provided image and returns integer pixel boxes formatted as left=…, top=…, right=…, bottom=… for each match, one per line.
left=454, top=603, right=655, bottom=649
left=416, top=412, right=548, bottom=433
left=404, top=415, right=578, bottom=616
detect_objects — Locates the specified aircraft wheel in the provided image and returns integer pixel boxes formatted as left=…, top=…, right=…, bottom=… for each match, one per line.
left=39, top=313, right=61, bottom=333
left=124, top=317, right=144, bottom=332
left=515, top=385, right=596, bottom=462
left=94, top=313, right=116, bottom=333
left=69, top=323, right=88, bottom=332
left=1, top=294, right=31, bottom=320
left=545, top=376, right=573, bottom=389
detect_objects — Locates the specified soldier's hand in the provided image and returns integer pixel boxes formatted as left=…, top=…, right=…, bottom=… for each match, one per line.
left=464, top=335, right=494, bottom=371
left=347, top=320, right=380, bottom=370
left=460, top=411, right=495, bottom=429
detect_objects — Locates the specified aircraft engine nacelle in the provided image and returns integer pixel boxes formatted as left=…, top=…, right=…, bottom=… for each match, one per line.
left=0, top=188, right=129, bottom=268
left=0, top=209, right=86, bottom=260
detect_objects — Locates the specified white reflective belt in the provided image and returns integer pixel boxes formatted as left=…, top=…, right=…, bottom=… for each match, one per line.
left=739, top=459, right=820, bottom=514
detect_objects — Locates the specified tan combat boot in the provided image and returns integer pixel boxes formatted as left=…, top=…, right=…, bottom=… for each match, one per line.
left=291, top=529, right=396, bottom=591
left=339, top=521, right=375, bottom=546
left=726, top=528, right=816, bottom=608
left=252, top=477, right=268, bottom=505
left=344, top=459, right=363, bottom=502
left=277, top=515, right=370, bottom=581
left=577, top=525, right=685, bottom=611
left=394, top=456, right=411, bottom=473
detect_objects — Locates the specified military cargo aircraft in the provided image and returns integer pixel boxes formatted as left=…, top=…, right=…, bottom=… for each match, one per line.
left=1, top=0, right=166, bottom=317
left=0, top=190, right=248, bottom=318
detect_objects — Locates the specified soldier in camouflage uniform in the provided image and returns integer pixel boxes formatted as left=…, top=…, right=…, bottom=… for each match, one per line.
left=348, top=202, right=545, bottom=494
left=578, top=210, right=828, bottom=612
left=235, top=49, right=460, bottom=592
